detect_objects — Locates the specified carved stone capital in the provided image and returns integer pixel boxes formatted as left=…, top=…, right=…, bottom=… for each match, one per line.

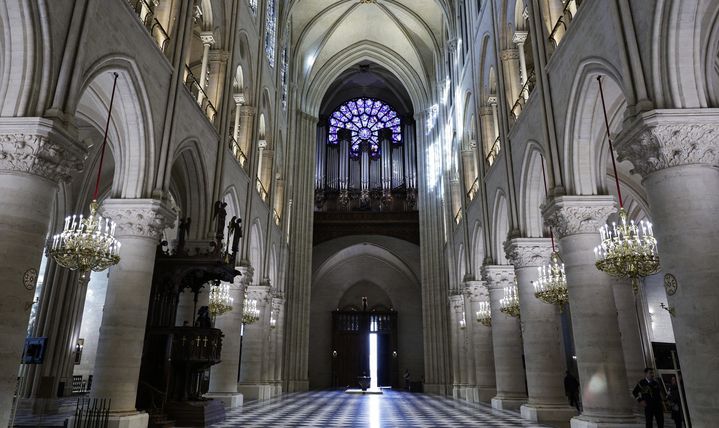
left=0, top=118, right=85, bottom=182
left=615, top=109, right=719, bottom=178
left=200, top=31, right=215, bottom=45
left=100, top=198, right=177, bottom=240
left=500, top=48, right=519, bottom=61
left=481, top=265, right=515, bottom=290
left=463, top=280, right=489, bottom=302
left=208, top=49, right=231, bottom=63
left=541, top=195, right=615, bottom=240
left=448, top=293, right=465, bottom=312
left=271, top=297, right=285, bottom=311
left=238, top=105, right=256, bottom=117
left=479, top=106, right=494, bottom=116
left=233, top=94, right=246, bottom=106
left=236, top=263, right=255, bottom=286
left=246, top=284, right=270, bottom=302
left=512, top=31, right=528, bottom=45
left=504, top=237, right=553, bottom=268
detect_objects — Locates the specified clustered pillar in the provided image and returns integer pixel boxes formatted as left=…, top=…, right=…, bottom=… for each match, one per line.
left=543, top=196, right=636, bottom=428
left=0, top=120, right=84, bottom=427
left=616, top=112, right=719, bottom=425
left=505, top=238, right=577, bottom=424
left=93, top=198, right=175, bottom=427
left=205, top=268, right=249, bottom=408
left=482, top=265, right=527, bottom=411
left=238, top=282, right=273, bottom=400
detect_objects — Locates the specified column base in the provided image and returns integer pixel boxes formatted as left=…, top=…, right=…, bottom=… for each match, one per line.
left=452, top=384, right=462, bottom=399
left=491, top=395, right=527, bottom=411
left=237, top=383, right=274, bottom=401
left=464, top=386, right=479, bottom=402
left=23, top=397, right=60, bottom=415
left=478, top=387, right=496, bottom=402
left=570, top=415, right=641, bottom=428
left=69, top=411, right=149, bottom=428
left=285, top=380, right=308, bottom=393
left=203, top=392, right=243, bottom=409
left=424, top=383, right=451, bottom=395
left=521, top=403, right=577, bottom=426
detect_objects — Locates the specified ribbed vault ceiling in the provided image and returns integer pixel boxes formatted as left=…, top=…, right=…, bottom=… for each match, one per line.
left=289, top=0, right=449, bottom=110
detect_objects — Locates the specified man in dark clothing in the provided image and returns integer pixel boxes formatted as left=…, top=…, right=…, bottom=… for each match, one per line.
left=632, top=368, right=665, bottom=428
left=564, top=371, right=580, bottom=411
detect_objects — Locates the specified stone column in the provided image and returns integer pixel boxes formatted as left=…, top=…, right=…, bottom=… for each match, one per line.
left=612, top=278, right=646, bottom=416
left=615, top=112, right=719, bottom=425
left=478, top=106, right=495, bottom=161
left=0, top=121, right=84, bottom=428
left=237, top=105, right=256, bottom=160
left=513, top=31, right=529, bottom=99
left=92, top=199, right=175, bottom=427
left=465, top=281, right=496, bottom=402
left=542, top=196, right=638, bottom=428
left=268, top=294, right=285, bottom=397
left=482, top=265, right=527, bottom=411
left=196, top=32, right=215, bottom=105
left=205, top=265, right=249, bottom=408
left=238, top=284, right=273, bottom=400
left=461, top=282, right=479, bottom=402
left=25, top=261, right=87, bottom=412
left=206, top=49, right=229, bottom=114
left=500, top=48, right=521, bottom=108
left=449, top=293, right=465, bottom=399
left=505, top=238, right=577, bottom=424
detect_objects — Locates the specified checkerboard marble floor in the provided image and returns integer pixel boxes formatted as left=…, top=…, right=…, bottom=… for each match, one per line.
left=212, top=389, right=550, bottom=427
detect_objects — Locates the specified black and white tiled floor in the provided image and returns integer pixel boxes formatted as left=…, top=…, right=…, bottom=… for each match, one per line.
left=212, top=389, right=549, bottom=427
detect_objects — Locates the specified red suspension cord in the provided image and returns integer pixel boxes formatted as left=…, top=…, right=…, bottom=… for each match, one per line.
left=92, top=72, right=119, bottom=201
left=596, top=76, right=624, bottom=208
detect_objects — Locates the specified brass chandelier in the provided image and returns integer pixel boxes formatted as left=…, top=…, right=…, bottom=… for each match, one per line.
left=535, top=251, right=569, bottom=309
left=533, top=155, right=569, bottom=309
left=209, top=281, right=234, bottom=317
left=476, top=301, right=492, bottom=327
left=593, top=76, right=660, bottom=293
left=49, top=73, right=122, bottom=277
left=499, top=280, right=520, bottom=318
left=242, top=296, right=260, bottom=324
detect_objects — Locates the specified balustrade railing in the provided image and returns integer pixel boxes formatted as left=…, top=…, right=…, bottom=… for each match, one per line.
left=184, top=66, right=217, bottom=124
left=128, top=0, right=170, bottom=54
left=229, top=136, right=247, bottom=168
left=454, top=208, right=463, bottom=225
left=272, top=209, right=281, bottom=226
left=486, top=136, right=501, bottom=167
left=511, top=70, right=536, bottom=120
left=466, top=177, right=479, bottom=202
left=256, top=178, right=269, bottom=202
left=548, top=0, right=579, bottom=52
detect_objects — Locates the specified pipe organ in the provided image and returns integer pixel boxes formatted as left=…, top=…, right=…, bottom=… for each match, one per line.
left=314, top=98, right=417, bottom=212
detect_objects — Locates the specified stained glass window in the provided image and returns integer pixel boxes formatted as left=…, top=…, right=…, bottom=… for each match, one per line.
left=265, top=0, right=276, bottom=67
left=328, top=98, right=401, bottom=159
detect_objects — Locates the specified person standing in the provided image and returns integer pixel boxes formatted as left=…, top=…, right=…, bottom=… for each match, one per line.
left=666, top=376, right=683, bottom=428
left=564, top=371, right=581, bottom=412
left=632, top=368, right=665, bottom=428
left=403, top=369, right=411, bottom=391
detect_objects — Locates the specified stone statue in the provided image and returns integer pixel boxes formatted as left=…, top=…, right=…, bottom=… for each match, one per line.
left=213, top=201, right=228, bottom=242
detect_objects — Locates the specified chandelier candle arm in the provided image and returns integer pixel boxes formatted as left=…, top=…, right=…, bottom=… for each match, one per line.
left=49, top=73, right=122, bottom=277
left=593, top=76, right=660, bottom=293
left=476, top=301, right=492, bottom=326
left=499, top=282, right=521, bottom=318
